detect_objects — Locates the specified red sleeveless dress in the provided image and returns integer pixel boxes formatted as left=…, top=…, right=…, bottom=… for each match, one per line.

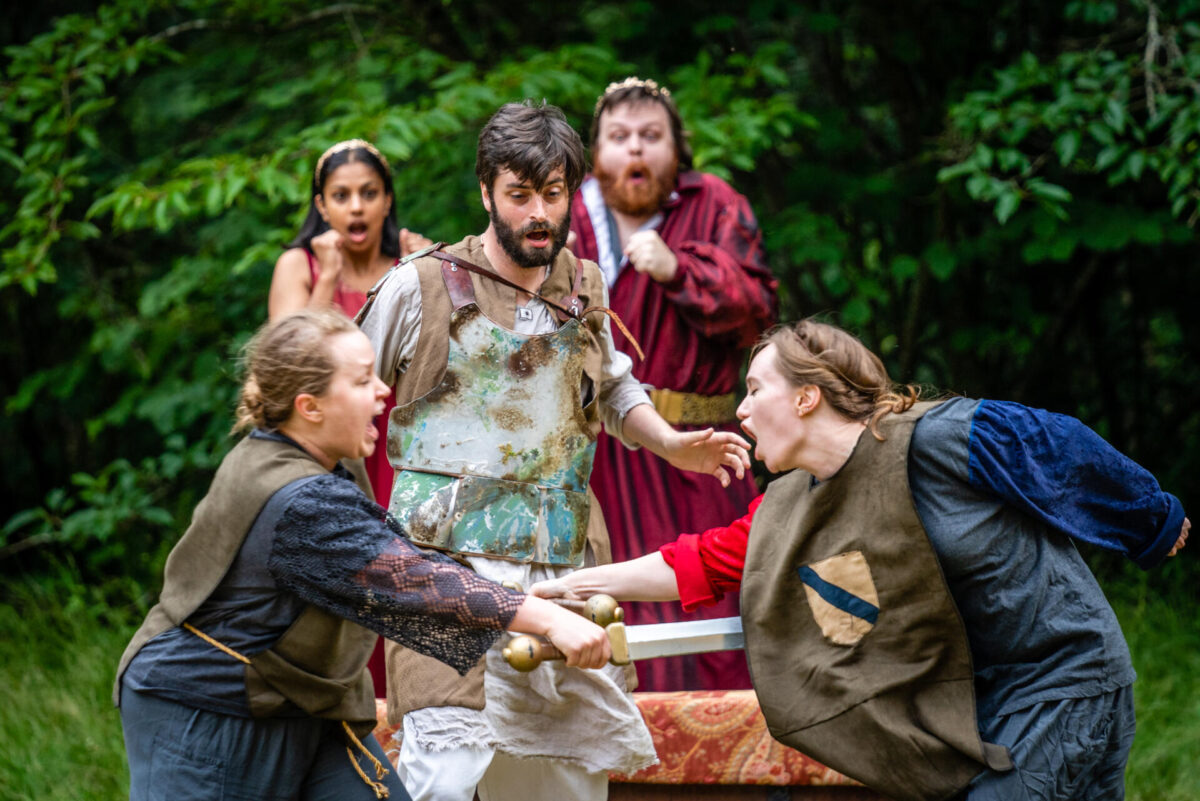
left=306, top=250, right=396, bottom=696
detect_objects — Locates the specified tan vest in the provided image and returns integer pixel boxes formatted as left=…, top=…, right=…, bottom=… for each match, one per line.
left=384, top=237, right=615, bottom=722
left=114, top=435, right=381, bottom=736
left=741, top=403, right=1012, bottom=801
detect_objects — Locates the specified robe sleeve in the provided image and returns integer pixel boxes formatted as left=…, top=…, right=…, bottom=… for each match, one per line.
left=967, top=399, right=1185, bottom=570
left=268, top=473, right=524, bottom=674
left=658, top=192, right=777, bottom=346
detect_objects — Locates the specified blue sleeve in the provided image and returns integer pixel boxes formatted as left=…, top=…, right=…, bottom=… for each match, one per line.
left=967, top=400, right=1185, bottom=570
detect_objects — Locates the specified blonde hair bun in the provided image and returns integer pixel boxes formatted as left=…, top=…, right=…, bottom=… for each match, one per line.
left=233, top=309, right=359, bottom=433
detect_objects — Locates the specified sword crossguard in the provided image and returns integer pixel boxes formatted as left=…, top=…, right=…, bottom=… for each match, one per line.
left=607, top=621, right=630, bottom=666
left=503, top=622, right=631, bottom=672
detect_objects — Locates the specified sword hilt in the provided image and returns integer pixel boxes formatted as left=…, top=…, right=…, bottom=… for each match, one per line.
left=503, top=622, right=631, bottom=672
left=580, top=594, right=624, bottom=627
left=503, top=634, right=566, bottom=671
left=501, top=582, right=625, bottom=628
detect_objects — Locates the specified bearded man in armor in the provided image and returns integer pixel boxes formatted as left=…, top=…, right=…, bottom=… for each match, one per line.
left=357, top=100, right=752, bottom=801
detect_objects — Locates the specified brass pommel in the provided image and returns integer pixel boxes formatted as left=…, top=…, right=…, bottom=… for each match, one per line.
left=502, top=635, right=546, bottom=672
left=584, top=594, right=624, bottom=627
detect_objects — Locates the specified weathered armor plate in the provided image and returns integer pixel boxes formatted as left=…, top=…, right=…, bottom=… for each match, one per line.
left=387, top=305, right=596, bottom=566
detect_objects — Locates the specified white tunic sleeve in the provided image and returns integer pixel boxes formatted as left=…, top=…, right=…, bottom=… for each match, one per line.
left=357, top=263, right=423, bottom=387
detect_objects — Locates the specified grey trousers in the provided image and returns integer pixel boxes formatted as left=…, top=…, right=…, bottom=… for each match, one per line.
left=966, top=685, right=1136, bottom=801
left=120, top=684, right=409, bottom=801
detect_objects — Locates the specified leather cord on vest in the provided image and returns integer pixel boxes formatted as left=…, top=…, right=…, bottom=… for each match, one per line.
left=432, top=249, right=646, bottom=360
left=182, top=622, right=390, bottom=798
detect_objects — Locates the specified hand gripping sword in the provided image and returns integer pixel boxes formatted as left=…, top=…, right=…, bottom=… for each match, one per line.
left=501, top=584, right=626, bottom=628
left=503, top=615, right=745, bottom=672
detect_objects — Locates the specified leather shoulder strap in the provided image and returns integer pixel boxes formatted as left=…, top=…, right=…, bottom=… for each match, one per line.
left=430, top=249, right=644, bottom=359
left=432, top=249, right=579, bottom=321
left=557, top=252, right=584, bottom=322
left=439, top=256, right=476, bottom=310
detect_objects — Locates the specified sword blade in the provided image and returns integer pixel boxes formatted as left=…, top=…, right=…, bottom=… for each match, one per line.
left=619, top=616, right=744, bottom=662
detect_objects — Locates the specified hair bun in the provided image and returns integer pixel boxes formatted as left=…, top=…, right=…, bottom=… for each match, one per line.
left=232, top=308, right=359, bottom=435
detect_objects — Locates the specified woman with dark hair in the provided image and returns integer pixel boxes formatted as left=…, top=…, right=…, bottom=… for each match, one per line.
left=116, top=309, right=610, bottom=801
left=269, top=139, right=431, bottom=320
left=534, top=318, right=1190, bottom=801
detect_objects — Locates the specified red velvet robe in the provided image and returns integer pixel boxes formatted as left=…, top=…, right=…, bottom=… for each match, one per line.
left=570, top=170, right=777, bottom=690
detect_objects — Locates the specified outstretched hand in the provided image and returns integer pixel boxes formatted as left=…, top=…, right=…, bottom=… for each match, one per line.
left=1168, top=517, right=1190, bottom=557
left=529, top=578, right=582, bottom=601
left=662, top=427, right=751, bottom=487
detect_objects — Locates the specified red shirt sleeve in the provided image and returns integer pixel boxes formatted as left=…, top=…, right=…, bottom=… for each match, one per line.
left=660, top=495, right=762, bottom=611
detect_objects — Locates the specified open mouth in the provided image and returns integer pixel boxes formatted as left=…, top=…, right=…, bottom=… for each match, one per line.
left=623, top=161, right=651, bottom=183
left=525, top=229, right=551, bottom=247
left=347, top=221, right=369, bottom=241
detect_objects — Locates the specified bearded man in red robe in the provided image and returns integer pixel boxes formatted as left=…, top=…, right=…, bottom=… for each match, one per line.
left=569, top=77, right=778, bottom=691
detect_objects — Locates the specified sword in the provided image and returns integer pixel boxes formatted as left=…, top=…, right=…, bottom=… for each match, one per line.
left=501, top=583, right=626, bottom=628
left=503, top=616, right=745, bottom=671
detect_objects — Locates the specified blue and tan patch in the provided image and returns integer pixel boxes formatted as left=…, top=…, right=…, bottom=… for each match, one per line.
left=796, top=551, right=879, bottom=646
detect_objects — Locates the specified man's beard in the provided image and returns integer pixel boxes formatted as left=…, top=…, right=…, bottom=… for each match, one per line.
left=595, top=158, right=677, bottom=217
left=489, top=201, right=571, bottom=269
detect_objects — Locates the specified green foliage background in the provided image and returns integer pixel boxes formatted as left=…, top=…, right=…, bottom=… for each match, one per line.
left=5, top=0, right=1196, bottom=591
left=1, top=0, right=1198, bottom=796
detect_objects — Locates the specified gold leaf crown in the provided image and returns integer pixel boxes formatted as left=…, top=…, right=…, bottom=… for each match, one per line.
left=314, top=139, right=391, bottom=183
left=594, top=77, right=672, bottom=116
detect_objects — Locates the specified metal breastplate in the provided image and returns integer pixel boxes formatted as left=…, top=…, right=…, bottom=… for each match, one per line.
left=386, top=262, right=596, bottom=567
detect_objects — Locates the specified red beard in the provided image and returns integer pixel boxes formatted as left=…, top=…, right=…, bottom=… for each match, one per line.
left=595, top=158, right=677, bottom=217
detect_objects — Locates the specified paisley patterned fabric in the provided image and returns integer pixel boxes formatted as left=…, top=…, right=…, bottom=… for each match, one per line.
left=373, top=699, right=403, bottom=767
left=373, top=690, right=861, bottom=787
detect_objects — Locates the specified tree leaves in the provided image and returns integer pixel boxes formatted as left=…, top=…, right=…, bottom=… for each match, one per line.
left=3, top=0, right=1198, bottom=594
left=939, top=5, right=1200, bottom=226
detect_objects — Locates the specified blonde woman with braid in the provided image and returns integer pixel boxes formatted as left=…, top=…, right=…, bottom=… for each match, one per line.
left=115, top=310, right=609, bottom=801
left=534, top=318, right=1190, bottom=801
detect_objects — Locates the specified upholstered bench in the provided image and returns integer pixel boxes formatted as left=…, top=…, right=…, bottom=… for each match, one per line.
left=372, top=690, right=889, bottom=800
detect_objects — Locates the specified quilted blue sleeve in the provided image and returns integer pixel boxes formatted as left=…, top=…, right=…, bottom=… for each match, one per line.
left=967, top=400, right=1185, bottom=569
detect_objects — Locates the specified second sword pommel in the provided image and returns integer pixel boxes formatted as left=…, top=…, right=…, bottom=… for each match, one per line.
left=503, top=622, right=630, bottom=672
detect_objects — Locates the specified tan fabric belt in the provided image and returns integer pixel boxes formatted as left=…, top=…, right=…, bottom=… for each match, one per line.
left=649, top=388, right=739, bottom=425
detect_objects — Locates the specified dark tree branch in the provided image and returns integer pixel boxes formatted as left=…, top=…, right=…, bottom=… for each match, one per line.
left=151, top=4, right=380, bottom=42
